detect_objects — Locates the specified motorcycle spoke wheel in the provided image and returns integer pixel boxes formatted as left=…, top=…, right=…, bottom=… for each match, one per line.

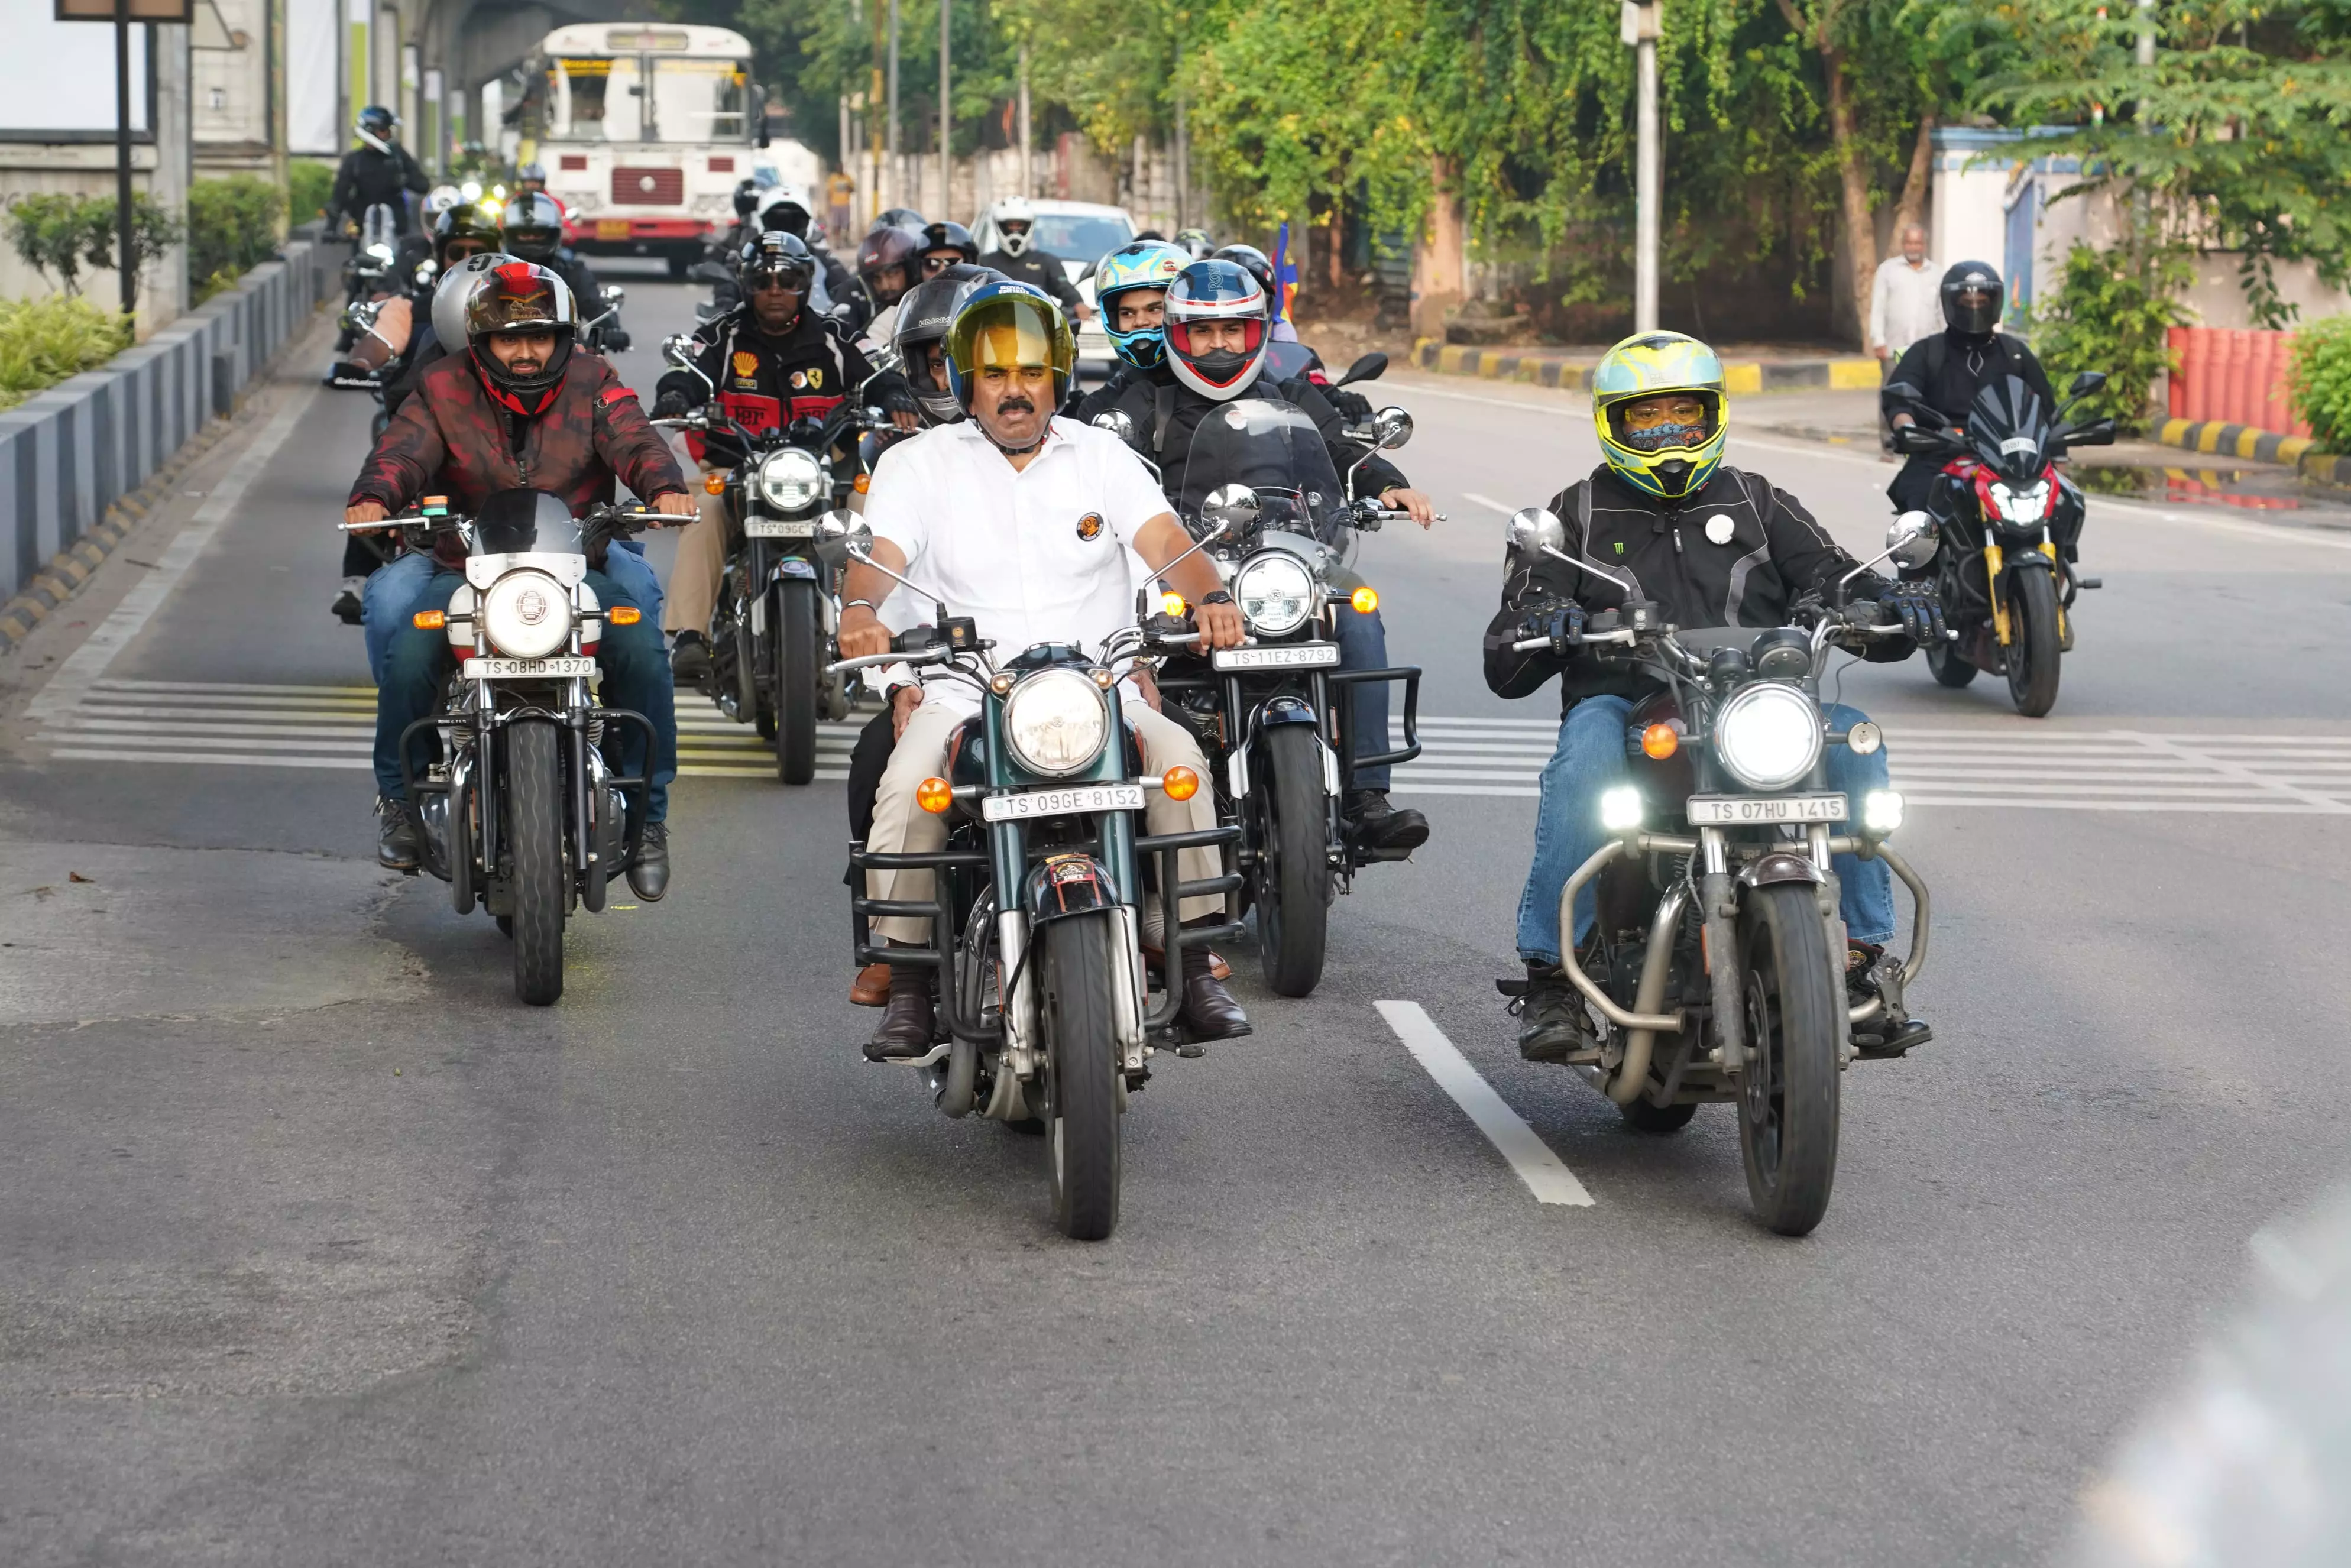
left=1734, top=882, right=1840, bottom=1236
left=1255, top=724, right=1330, bottom=997
left=773, top=580, right=820, bottom=785
left=2005, top=566, right=2062, bottom=717
left=505, top=718, right=568, bottom=1006
left=1041, top=913, right=1122, bottom=1241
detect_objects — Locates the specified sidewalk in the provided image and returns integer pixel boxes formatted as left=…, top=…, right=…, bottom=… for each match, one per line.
left=1411, top=338, right=1883, bottom=394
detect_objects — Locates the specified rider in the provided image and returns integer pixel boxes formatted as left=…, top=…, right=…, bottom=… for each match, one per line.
left=758, top=188, right=856, bottom=307
left=1883, top=261, right=2057, bottom=515
left=915, top=219, right=980, bottom=282
left=499, top=192, right=624, bottom=352
left=974, top=197, right=1093, bottom=322
left=1095, top=258, right=1436, bottom=857
left=849, top=222, right=921, bottom=337
left=344, top=261, right=695, bottom=891
left=514, top=162, right=552, bottom=199
left=838, top=281, right=1253, bottom=1057
left=329, top=106, right=428, bottom=235
left=650, top=231, right=917, bottom=683
left=1485, top=331, right=1939, bottom=1061
left=1070, top=239, right=1188, bottom=422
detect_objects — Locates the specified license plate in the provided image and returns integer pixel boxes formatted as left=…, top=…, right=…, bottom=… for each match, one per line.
left=464, top=656, right=597, bottom=680
left=596, top=219, right=631, bottom=240
left=1210, top=642, right=1341, bottom=671
left=1688, top=793, right=1847, bottom=825
left=980, top=783, right=1145, bottom=823
left=744, top=517, right=818, bottom=538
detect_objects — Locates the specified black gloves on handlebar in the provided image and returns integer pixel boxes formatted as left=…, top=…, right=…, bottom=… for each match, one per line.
left=1326, top=385, right=1374, bottom=423
left=651, top=391, right=694, bottom=420
left=1872, top=579, right=1947, bottom=645
left=1517, top=598, right=1585, bottom=656
left=579, top=504, right=623, bottom=571
left=864, top=370, right=920, bottom=420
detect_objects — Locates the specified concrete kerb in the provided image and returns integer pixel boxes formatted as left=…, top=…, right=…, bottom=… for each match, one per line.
left=0, top=230, right=338, bottom=653
left=2153, top=416, right=2347, bottom=488
left=1410, top=338, right=1884, bottom=396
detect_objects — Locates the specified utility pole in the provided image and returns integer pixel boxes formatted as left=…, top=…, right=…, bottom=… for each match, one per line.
left=2136, top=0, right=2156, bottom=66
left=1016, top=38, right=1032, bottom=197
left=938, top=0, right=950, bottom=220
left=1622, top=0, right=1661, bottom=333
left=116, top=0, right=137, bottom=315
left=1173, top=40, right=1189, bottom=230
left=886, top=0, right=900, bottom=213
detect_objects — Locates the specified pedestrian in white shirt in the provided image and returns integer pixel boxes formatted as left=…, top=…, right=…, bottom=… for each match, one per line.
left=837, top=281, right=1251, bottom=1057
left=1869, top=225, right=1941, bottom=365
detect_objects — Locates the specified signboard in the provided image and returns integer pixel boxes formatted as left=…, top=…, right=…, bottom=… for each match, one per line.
left=54, top=0, right=195, bottom=20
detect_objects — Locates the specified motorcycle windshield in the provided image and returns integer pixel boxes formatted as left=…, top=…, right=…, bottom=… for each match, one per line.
left=473, top=489, right=585, bottom=556
left=1967, top=375, right=2054, bottom=482
left=1177, top=397, right=1347, bottom=543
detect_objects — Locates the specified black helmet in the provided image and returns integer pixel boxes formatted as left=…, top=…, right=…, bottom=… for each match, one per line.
left=873, top=207, right=927, bottom=235
left=1941, top=261, right=2004, bottom=337
left=740, top=230, right=817, bottom=296
left=919, top=220, right=978, bottom=265
left=356, top=106, right=398, bottom=145
left=463, top=260, right=577, bottom=416
left=732, top=178, right=760, bottom=219
left=498, top=191, right=566, bottom=264
left=433, top=200, right=503, bottom=265
left=856, top=224, right=919, bottom=304
left=894, top=263, right=1004, bottom=424
left=1212, top=243, right=1276, bottom=300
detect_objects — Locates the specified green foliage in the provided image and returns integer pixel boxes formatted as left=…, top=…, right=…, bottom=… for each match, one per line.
left=0, top=295, right=134, bottom=412
left=7, top=193, right=97, bottom=295
left=188, top=176, right=286, bottom=303
left=83, top=195, right=183, bottom=291
left=2288, top=314, right=2351, bottom=452
left=2031, top=241, right=2191, bottom=433
left=289, top=160, right=336, bottom=226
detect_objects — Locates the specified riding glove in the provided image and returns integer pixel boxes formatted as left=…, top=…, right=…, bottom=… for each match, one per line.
left=1517, top=598, right=1585, bottom=657
left=1873, top=581, right=1947, bottom=645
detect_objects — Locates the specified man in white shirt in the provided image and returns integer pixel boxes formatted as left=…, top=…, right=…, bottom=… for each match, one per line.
left=1869, top=225, right=1941, bottom=366
left=838, top=281, right=1251, bottom=1057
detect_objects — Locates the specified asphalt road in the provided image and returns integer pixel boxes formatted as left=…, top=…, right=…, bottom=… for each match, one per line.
left=5, top=271, right=2350, bottom=1565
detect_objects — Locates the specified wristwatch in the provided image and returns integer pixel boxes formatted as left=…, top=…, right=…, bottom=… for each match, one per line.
left=1199, top=589, right=1234, bottom=607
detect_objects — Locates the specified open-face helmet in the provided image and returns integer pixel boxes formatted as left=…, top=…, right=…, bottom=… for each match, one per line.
left=919, top=220, right=979, bottom=270
left=1941, top=261, right=2004, bottom=337
left=758, top=187, right=814, bottom=239
left=498, top=192, right=566, bottom=264
left=895, top=264, right=1004, bottom=424
left=1164, top=258, right=1269, bottom=401
left=433, top=200, right=503, bottom=267
left=1590, top=331, right=1728, bottom=502
left=989, top=196, right=1038, bottom=257
left=855, top=223, right=920, bottom=307
left=516, top=161, right=548, bottom=188
left=464, top=260, right=578, bottom=416
left=740, top=230, right=817, bottom=294
left=1093, top=241, right=1188, bottom=370
left=942, top=280, right=1074, bottom=416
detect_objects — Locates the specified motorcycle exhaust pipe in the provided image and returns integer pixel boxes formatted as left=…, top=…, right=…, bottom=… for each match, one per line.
left=1608, top=882, right=1689, bottom=1105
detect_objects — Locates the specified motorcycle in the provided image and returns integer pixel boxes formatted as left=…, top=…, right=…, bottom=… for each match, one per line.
left=653, top=334, right=867, bottom=784
left=1501, top=506, right=1939, bottom=1236
left=833, top=534, right=1245, bottom=1240
left=581, top=284, right=628, bottom=355
left=342, top=490, right=672, bottom=1006
left=1887, top=369, right=2116, bottom=717
left=334, top=203, right=402, bottom=351
left=1093, top=396, right=1430, bottom=997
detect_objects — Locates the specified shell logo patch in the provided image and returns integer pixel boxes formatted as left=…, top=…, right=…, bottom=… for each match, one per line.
left=1076, top=512, right=1105, bottom=542
left=731, top=351, right=759, bottom=378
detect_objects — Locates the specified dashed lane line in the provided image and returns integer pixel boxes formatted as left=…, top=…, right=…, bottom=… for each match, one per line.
left=1376, top=1000, right=1595, bottom=1207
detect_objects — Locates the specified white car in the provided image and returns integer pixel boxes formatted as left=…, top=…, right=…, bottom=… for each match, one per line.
left=970, top=200, right=1135, bottom=377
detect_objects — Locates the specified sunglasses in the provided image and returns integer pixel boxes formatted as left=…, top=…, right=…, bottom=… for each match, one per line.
left=749, top=273, right=807, bottom=294
left=921, top=254, right=957, bottom=276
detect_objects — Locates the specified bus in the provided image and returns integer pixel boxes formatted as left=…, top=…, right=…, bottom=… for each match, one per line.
left=517, top=23, right=818, bottom=277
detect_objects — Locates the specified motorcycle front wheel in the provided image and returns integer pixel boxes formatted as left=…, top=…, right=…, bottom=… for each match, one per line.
left=1735, top=882, right=1841, bottom=1236
left=1255, top=723, right=1330, bottom=997
left=1041, top=912, right=1122, bottom=1240
left=2006, top=566, right=2062, bottom=717
left=773, top=578, right=821, bottom=785
left=506, top=717, right=568, bottom=1006
left=1925, top=639, right=1978, bottom=688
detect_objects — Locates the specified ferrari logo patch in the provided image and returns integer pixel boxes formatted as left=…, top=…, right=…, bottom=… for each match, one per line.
left=805, top=367, right=824, bottom=390
left=731, top=351, right=759, bottom=378
left=1076, top=512, right=1105, bottom=541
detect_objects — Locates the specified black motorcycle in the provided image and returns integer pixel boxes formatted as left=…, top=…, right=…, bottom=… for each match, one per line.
left=344, top=491, right=671, bottom=1006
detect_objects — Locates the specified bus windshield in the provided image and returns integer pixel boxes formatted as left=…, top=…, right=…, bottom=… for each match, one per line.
left=547, top=57, right=640, bottom=140
left=543, top=54, right=749, bottom=142
left=649, top=57, right=749, bottom=142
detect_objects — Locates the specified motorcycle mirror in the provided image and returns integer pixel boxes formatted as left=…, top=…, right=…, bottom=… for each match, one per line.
left=660, top=334, right=694, bottom=368
left=2063, top=415, right=2119, bottom=448
left=1507, top=507, right=1567, bottom=558
left=2067, top=370, right=2108, bottom=400
left=1092, top=408, right=1138, bottom=444
left=1891, top=424, right=1951, bottom=455
left=1886, top=510, right=1940, bottom=569
left=1336, top=351, right=1389, bottom=388
left=1202, top=483, right=1262, bottom=533
left=1373, top=406, right=1414, bottom=451
left=605, top=286, right=627, bottom=309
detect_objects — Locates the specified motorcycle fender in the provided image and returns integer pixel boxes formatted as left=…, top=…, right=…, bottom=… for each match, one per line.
left=1259, top=695, right=1319, bottom=726
left=1026, top=853, right=1119, bottom=925
left=1738, top=850, right=1825, bottom=889
left=773, top=557, right=818, bottom=582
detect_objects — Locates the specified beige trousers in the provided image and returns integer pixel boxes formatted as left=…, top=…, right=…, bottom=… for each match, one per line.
left=866, top=698, right=1225, bottom=944
left=662, top=482, right=731, bottom=637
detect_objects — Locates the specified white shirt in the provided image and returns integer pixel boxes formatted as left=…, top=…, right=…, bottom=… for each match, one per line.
left=863, top=414, right=1174, bottom=707
left=1869, top=255, right=1942, bottom=357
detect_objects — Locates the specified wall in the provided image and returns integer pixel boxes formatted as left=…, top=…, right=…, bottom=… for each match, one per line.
left=193, top=0, right=275, bottom=177
left=2179, top=256, right=2351, bottom=332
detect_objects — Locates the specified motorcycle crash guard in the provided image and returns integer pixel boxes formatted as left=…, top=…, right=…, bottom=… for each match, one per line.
left=1026, top=852, right=1121, bottom=925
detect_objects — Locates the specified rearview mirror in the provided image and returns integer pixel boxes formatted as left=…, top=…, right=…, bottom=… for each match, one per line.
left=1891, top=424, right=1951, bottom=455
left=604, top=285, right=627, bottom=310
left=661, top=334, right=694, bottom=368
left=1091, top=408, right=1137, bottom=445
left=1336, top=351, right=1389, bottom=388
left=2067, top=370, right=2108, bottom=400
left=2063, top=416, right=2117, bottom=448
left=1886, top=510, right=1940, bottom=570
left=1202, top=483, right=1262, bottom=533
left=1507, top=507, right=1566, bottom=558
left=1372, top=406, right=1414, bottom=451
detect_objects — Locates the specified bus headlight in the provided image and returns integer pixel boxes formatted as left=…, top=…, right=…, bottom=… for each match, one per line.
left=1712, top=683, right=1824, bottom=791
left=1002, top=669, right=1109, bottom=778
left=756, top=447, right=827, bottom=513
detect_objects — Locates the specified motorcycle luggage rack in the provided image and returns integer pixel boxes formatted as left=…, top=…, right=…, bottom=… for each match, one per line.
left=398, top=708, right=658, bottom=877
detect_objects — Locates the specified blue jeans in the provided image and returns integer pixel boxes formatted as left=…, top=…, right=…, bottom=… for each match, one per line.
left=1333, top=602, right=1393, bottom=791
left=373, top=566, right=676, bottom=822
left=1514, top=695, right=1895, bottom=966
left=361, top=541, right=663, bottom=687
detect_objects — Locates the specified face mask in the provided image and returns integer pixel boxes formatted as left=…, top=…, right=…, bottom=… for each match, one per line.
left=1620, top=420, right=1705, bottom=453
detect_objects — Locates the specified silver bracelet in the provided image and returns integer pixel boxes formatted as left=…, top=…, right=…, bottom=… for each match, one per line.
left=842, top=598, right=879, bottom=612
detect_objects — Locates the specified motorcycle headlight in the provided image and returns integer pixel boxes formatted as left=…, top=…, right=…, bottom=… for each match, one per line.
left=1233, top=551, right=1316, bottom=636
left=1712, top=683, right=1824, bottom=791
left=1989, top=480, right=2051, bottom=524
left=757, top=446, right=828, bottom=513
left=1002, top=668, right=1110, bottom=778
left=480, top=569, right=572, bottom=659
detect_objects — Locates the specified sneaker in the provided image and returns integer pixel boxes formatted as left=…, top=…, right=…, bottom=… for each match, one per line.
left=671, top=630, right=712, bottom=685
left=332, top=576, right=365, bottom=625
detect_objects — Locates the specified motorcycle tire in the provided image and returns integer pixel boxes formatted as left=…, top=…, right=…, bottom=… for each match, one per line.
left=1041, top=912, right=1122, bottom=1241
left=773, top=579, right=821, bottom=785
left=1734, top=882, right=1841, bottom=1237
left=2006, top=566, right=2062, bottom=718
left=506, top=718, right=568, bottom=1006
left=1925, top=639, right=1978, bottom=688
left=1255, top=723, right=1330, bottom=998
left=1619, top=1099, right=1699, bottom=1133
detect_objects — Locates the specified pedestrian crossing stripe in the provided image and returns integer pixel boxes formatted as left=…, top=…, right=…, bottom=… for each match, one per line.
left=26, top=679, right=2351, bottom=814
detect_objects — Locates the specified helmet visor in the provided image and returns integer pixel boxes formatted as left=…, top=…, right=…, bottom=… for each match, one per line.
left=1608, top=391, right=1717, bottom=453
left=946, top=293, right=1073, bottom=387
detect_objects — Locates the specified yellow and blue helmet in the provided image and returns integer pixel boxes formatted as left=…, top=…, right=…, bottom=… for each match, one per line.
left=943, top=280, right=1075, bottom=412
left=1591, top=331, right=1727, bottom=501
left=1094, top=241, right=1189, bottom=370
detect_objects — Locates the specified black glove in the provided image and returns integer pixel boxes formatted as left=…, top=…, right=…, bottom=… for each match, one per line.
left=1517, top=598, right=1585, bottom=656
left=1327, top=386, right=1374, bottom=423
left=579, top=504, right=622, bottom=571
left=602, top=326, right=632, bottom=352
left=651, top=391, right=693, bottom=420
left=1873, top=580, right=1945, bottom=644
left=863, top=370, right=919, bottom=420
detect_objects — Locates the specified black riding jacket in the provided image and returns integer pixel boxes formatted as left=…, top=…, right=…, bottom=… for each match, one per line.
left=978, top=248, right=1087, bottom=316
left=1096, top=373, right=1406, bottom=523
left=329, top=144, right=428, bottom=232
left=655, top=303, right=888, bottom=469
left=1883, top=329, right=2058, bottom=429
left=1482, top=465, right=1911, bottom=712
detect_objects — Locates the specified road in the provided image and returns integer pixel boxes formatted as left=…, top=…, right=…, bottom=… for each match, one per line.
left=5, top=271, right=2349, bottom=1565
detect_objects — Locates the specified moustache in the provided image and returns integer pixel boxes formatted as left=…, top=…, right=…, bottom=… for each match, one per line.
left=996, top=397, right=1036, bottom=415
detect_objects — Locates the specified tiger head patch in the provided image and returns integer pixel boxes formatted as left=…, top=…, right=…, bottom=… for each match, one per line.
left=1076, top=512, right=1105, bottom=542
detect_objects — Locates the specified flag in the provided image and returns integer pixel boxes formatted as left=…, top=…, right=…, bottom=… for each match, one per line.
left=1272, top=221, right=1301, bottom=324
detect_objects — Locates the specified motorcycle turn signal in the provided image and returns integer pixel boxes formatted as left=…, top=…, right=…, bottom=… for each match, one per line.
left=1640, top=722, right=1679, bottom=760
left=916, top=777, right=954, bottom=814
left=1351, top=586, right=1379, bottom=613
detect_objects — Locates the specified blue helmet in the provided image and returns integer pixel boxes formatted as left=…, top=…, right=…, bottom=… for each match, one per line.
left=943, top=280, right=1075, bottom=412
left=1093, top=241, right=1188, bottom=370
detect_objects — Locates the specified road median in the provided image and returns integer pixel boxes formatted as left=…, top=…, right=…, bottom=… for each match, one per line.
left=1411, top=338, right=1883, bottom=395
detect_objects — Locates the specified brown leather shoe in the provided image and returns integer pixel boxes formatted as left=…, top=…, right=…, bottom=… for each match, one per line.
left=1176, top=942, right=1251, bottom=1041
left=1144, top=945, right=1232, bottom=981
left=849, top=962, right=891, bottom=1007
left=863, top=964, right=936, bottom=1061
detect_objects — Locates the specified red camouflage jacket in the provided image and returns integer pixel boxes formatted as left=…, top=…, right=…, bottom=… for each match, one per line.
left=349, top=351, right=688, bottom=562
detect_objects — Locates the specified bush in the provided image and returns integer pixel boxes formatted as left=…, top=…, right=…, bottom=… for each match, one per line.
left=0, top=296, right=134, bottom=412
left=2288, top=316, right=2351, bottom=453
left=289, top=160, right=335, bottom=228
left=2031, top=241, right=2191, bottom=436
left=4, top=193, right=181, bottom=303
left=188, top=175, right=285, bottom=302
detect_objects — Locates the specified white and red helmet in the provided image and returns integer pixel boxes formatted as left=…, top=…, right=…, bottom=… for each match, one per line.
left=1164, top=258, right=1270, bottom=401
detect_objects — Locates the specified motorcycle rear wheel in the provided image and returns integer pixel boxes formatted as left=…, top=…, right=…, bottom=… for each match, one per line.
left=506, top=718, right=568, bottom=1006
left=1255, top=723, right=1330, bottom=998
left=773, top=579, right=821, bottom=785
left=1042, top=912, right=1122, bottom=1241
left=1735, top=882, right=1840, bottom=1236
left=2006, top=566, right=2062, bottom=717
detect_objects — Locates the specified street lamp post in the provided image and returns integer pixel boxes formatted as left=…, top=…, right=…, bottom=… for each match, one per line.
left=938, top=0, right=950, bottom=219
left=1622, top=0, right=1662, bottom=333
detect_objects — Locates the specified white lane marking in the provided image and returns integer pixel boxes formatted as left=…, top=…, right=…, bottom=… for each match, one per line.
left=1375, top=1000, right=1594, bottom=1207
left=1462, top=491, right=1517, bottom=516
left=27, top=393, right=316, bottom=723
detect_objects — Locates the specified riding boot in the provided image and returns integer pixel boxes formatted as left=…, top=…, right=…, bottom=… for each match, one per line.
left=1174, top=925, right=1251, bottom=1041
left=865, top=951, right=936, bottom=1061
